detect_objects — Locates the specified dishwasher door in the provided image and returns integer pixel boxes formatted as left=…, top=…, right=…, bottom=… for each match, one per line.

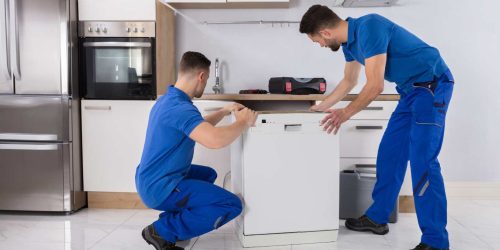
left=241, top=113, right=339, bottom=235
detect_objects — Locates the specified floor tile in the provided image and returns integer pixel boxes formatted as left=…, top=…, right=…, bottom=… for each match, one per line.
left=0, top=199, right=499, bottom=250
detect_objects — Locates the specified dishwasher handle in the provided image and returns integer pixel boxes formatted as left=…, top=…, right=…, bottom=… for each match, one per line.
left=284, top=124, right=302, bottom=132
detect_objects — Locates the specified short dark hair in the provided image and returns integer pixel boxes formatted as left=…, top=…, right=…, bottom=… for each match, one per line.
left=179, top=51, right=211, bottom=74
left=299, top=5, right=342, bottom=34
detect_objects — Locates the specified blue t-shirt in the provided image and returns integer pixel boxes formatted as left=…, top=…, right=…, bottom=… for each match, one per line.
left=341, top=14, right=449, bottom=93
left=135, top=86, right=204, bottom=208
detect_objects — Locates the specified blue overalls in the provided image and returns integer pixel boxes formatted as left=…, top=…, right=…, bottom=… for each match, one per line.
left=366, top=70, right=454, bottom=249
left=341, top=14, right=453, bottom=249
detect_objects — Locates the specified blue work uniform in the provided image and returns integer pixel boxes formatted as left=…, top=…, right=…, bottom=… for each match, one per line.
left=135, top=86, right=242, bottom=242
left=341, top=14, right=453, bottom=249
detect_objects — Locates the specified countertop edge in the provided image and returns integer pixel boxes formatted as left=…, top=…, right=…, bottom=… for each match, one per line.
left=196, top=94, right=400, bottom=101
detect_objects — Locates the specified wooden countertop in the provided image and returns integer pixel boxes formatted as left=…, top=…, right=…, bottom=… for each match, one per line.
left=196, top=94, right=400, bottom=101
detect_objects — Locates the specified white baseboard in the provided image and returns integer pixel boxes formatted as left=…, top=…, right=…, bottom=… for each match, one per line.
left=445, top=182, right=500, bottom=199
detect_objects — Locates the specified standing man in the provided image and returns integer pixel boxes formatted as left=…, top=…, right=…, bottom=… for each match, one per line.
left=136, top=51, right=258, bottom=250
left=300, top=5, right=453, bottom=250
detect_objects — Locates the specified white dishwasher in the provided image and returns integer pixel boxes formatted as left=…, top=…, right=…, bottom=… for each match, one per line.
left=231, top=111, right=340, bottom=247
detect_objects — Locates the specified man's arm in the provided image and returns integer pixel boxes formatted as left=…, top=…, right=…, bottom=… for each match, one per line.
left=321, top=54, right=387, bottom=134
left=203, top=103, right=245, bottom=126
left=311, top=61, right=362, bottom=111
left=344, top=53, right=386, bottom=115
left=190, top=108, right=257, bottom=149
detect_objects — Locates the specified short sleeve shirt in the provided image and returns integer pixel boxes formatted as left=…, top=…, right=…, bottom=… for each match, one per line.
left=135, top=86, right=204, bottom=208
left=341, top=14, right=449, bottom=93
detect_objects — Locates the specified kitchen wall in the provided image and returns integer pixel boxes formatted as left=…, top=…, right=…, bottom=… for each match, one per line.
left=170, top=0, right=500, bottom=182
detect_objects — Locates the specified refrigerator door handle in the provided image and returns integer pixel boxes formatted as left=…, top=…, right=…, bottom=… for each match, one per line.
left=0, top=133, right=59, bottom=141
left=0, top=143, right=58, bottom=151
left=0, top=0, right=11, bottom=80
left=8, top=0, right=19, bottom=80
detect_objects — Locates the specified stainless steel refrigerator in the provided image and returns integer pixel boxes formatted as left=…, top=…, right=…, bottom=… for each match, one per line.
left=0, top=0, right=86, bottom=212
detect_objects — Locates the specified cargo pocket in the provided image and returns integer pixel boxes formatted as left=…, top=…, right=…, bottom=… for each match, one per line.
left=412, top=84, right=444, bottom=127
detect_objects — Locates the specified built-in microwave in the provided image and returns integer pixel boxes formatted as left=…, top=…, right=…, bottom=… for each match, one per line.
left=79, top=21, right=156, bottom=100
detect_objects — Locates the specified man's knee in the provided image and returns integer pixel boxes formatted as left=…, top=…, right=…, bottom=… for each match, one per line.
left=227, top=193, right=243, bottom=215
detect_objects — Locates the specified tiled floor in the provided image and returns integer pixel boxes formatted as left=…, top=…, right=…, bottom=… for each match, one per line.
left=0, top=199, right=499, bottom=250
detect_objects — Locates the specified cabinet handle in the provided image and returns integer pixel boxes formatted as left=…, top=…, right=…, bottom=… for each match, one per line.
left=363, top=106, right=384, bottom=111
left=84, top=106, right=111, bottom=111
left=355, top=126, right=383, bottom=130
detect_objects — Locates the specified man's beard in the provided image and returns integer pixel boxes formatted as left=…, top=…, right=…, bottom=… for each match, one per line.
left=326, top=39, right=341, bottom=52
left=194, top=90, right=203, bottom=98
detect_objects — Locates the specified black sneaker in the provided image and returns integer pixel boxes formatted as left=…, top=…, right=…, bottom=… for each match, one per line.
left=411, top=243, right=449, bottom=250
left=345, top=215, right=389, bottom=235
left=141, top=224, right=184, bottom=250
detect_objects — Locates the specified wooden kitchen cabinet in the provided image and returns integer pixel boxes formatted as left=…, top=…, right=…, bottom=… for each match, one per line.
left=81, top=100, right=155, bottom=192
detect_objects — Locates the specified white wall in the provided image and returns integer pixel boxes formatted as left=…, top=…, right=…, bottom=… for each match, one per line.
left=170, top=0, right=500, bottom=181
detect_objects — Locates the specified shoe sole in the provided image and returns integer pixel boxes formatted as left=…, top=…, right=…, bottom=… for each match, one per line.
left=345, top=223, right=389, bottom=235
left=142, top=228, right=162, bottom=250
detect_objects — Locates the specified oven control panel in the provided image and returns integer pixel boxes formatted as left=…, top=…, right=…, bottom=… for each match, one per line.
left=78, top=21, right=156, bottom=38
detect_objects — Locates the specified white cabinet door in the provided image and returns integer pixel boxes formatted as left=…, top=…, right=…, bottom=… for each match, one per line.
left=82, top=100, right=155, bottom=192
left=339, top=120, right=388, bottom=158
left=336, top=101, right=397, bottom=120
left=79, top=0, right=156, bottom=21
left=192, top=100, right=234, bottom=187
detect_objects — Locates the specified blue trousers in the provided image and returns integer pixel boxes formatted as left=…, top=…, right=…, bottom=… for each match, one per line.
left=365, top=70, right=454, bottom=249
left=152, top=165, right=242, bottom=242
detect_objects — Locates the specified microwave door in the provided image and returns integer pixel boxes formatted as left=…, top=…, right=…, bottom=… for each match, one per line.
left=0, top=0, right=13, bottom=94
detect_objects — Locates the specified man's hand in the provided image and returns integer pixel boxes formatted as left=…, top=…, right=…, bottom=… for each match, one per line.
left=320, top=108, right=352, bottom=134
left=310, top=102, right=330, bottom=112
left=234, top=108, right=258, bottom=127
left=222, top=103, right=245, bottom=115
